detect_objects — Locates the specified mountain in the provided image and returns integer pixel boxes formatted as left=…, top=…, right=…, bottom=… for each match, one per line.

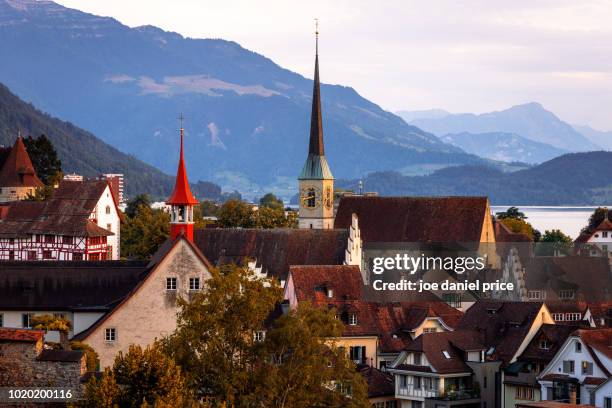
left=440, top=132, right=567, bottom=164
left=339, top=151, right=612, bottom=205
left=409, top=103, right=600, bottom=152
left=572, top=124, right=612, bottom=150
left=0, top=81, right=222, bottom=200
left=0, top=0, right=486, bottom=198
left=396, top=109, right=450, bottom=123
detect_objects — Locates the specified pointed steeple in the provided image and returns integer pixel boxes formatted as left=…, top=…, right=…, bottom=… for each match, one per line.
left=166, top=119, right=198, bottom=206
left=309, top=27, right=324, bottom=156
left=0, top=135, right=44, bottom=188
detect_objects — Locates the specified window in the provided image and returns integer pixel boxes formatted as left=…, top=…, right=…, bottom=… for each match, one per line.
left=0, top=313, right=3, bottom=327
left=22, top=313, right=33, bottom=328
left=604, top=397, right=611, bottom=408
left=189, top=277, right=200, bottom=291
left=62, top=236, right=74, bottom=245
left=42, top=250, right=52, bottom=259
left=413, top=352, right=422, bottom=365
left=105, top=205, right=111, bottom=214
left=72, top=253, right=83, bottom=261
left=442, top=293, right=461, bottom=308
left=400, top=375, right=408, bottom=388
left=603, top=245, right=609, bottom=252
left=559, top=290, right=574, bottom=300
left=35, top=234, right=42, bottom=243
left=567, top=313, right=582, bottom=321
left=27, top=251, right=37, bottom=260
left=562, top=360, right=575, bottom=374
left=516, top=386, right=534, bottom=400
left=423, top=327, right=437, bottom=333
left=603, top=231, right=608, bottom=238
left=166, top=277, right=177, bottom=291
left=45, top=235, right=55, bottom=244
left=106, top=223, right=112, bottom=232
left=349, top=346, right=366, bottom=364
left=306, top=188, right=316, bottom=208
left=442, top=350, right=451, bottom=359
left=424, top=377, right=434, bottom=390
left=540, top=340, right=550, bottom=350
left=581, top=361, right=593, bottom=375
left=348, top=313, right=357, bottom=325
left=105, top=328, right=116, bottom=342
left=254, top=330, right=265, bottom=342
left=8, top=251, right=14, bottom=260
left=552, top=313, right=564, bottom=321
left=575, top=341, right=582, bottom=352
left=528, top=290, right=545, bottom=300
left=414, top=376, right=422, bottom=389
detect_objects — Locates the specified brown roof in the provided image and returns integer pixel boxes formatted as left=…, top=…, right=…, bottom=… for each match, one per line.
left=0, top=137, right=43, bottom=188
left=575, top=218, right=612, bottom=243
left=574, top=328, right=612, bottom=360
left=518, top=324, right=581, bottom=363
left=402, top=330, right=484, bottom=374
left=0, top=327, right=44, bottom=342
left=0, top=179, right=115, bottom=237
left=583, top=376, right=607, bottom=385
left=38, top=349, right=84, bottom=362
left=194, top=228, right=348, bottom=281
left=357, top=365, right=395, bottom=398
left=515, top=401, right=594, bottom=408
left=334, top=196, right=490, bottom=243
left=457, top=300, right=544, bottom=367
left=0, top=260, right=148, bottom=312
left=587, top=302, right=612, bottom=328
left=287, top=264, right=462, bottom=352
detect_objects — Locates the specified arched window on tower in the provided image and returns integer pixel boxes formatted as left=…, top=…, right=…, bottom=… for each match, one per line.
left=178, top=206, right=185, bottom=222
left=307, top=188, right=316, bottom=208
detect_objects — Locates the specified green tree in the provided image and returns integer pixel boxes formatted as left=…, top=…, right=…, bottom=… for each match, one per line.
left=125, top=194, right=152, bottom=218
left=250, top=304, right=369, bottom=408
left=499, top=217, right=539, bottom=241
left=199, top=200, right=220, bottom=217
left=81, top=344, right=195, bottom=408
left=217, top=199, right=256, bottom=228
left=259, top=193, right=284, bottom=211
left=70, top=341, right=99, bottom=372
left=23, top=134, right=63, bottom=185
left=256, top=206, right=289, bottom=229
left=536, top=229, right=573, bottom=256
left=121, top=205, right=169, bottom=259
left=496, top=206, right=527, bottom=220
left=582, top=207, right=610, bottom=234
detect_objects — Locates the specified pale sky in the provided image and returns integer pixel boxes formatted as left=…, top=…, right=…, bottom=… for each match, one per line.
left=56, top=0, right=612, bottom=130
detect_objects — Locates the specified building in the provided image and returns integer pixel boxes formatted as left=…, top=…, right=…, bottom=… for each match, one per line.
left=0, top=136, right=44, bottom=202
left=358, top=364, right=399, bottom=407
left=297, top=30, right=334, bottom=230
left=0, top=328, right=86, bottom=390
left=575, top=219, right=612, bottom=256
left=99, top=173, right=125, bottom=204
left=0, top=179, right=121, bottom=260
left=64, top=173, right=84, bottom=182
left=538, top=328, right=612, bottom=405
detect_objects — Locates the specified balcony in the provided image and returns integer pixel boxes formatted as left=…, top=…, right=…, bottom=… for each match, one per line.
left=397, top=384, right=439, bottom=399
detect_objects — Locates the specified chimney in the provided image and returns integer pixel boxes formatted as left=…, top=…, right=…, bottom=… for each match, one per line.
left=569, top=388, right=577, bottom=405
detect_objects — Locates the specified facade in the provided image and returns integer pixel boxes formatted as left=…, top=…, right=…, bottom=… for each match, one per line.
left=538, top=328, right=612, bottom=405
left=575, top=219, right=612, bottom=256
left=0, top=179, right=121, bottom=260
left=99, top=173, right=125, bottom=204
left=0, top=137, right=44, bottom=202
left=298, top=34, right=334, bottom=230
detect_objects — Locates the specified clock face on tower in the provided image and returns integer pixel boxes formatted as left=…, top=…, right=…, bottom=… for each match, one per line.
left=300, top=186, right=322, bottom=208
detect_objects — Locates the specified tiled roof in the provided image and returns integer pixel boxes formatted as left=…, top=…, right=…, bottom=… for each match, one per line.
left=38, top=349, right=84, bottom=362
left=357, top=364, right=395, bottom=398
left=587, top=302, right=612, bottom=327
left=518, top=324, right=581, bottom=363
left=0, top=137, right=43, bottom=188
left=402, top=330, right=483, bottom=374
left=194, top=228, right=348, bottom=281
left=575, top=218, right=612, bottom=243
left=574, top=328, right=612, bottom=360
left=0, top=260, right=148, bottom=312
left=0, top=327, right=44, bottom=342
left=583, top=376, right=607, bottom=385
left=334, top=196, right=489, bottom=243
left=457, top=300, right=544, bottom=367
left=0, top=179, right=114, bottom=237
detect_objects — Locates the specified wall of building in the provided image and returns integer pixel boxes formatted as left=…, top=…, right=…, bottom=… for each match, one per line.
left=0, top=186, right=37, bottom=202
left=593, top=381, right=612, bottom=408
left=83, top=240, right=211, bottom=367
left=93, top=185, right=121, bottom=260
left=331, top=336, right=379, bottom=367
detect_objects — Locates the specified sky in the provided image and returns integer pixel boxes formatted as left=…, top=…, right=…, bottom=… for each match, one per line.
left=55, top=0, right=612, bottom=130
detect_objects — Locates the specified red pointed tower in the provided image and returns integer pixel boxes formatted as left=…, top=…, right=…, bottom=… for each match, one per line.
left=166, top=117, right=198, bottom=241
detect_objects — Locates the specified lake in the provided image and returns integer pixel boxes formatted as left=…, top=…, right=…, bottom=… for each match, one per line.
left=490, top=206, right=606, bottom=240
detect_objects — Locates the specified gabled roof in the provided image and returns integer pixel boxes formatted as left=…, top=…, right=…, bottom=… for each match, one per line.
left=401, top=330, right=484, bottom=374
left=166, top=128, right=198, bottom=206
left=457, top=300, right=545, bottom=367
left=0, top=137, right=43, bottom=188
left=0, top=260, right=149, bottom=311
left=518, top=324, right=581, bottom=363
left=573, top=328, right=612, bottom=361
left=357, top=364, right=395, bottom=398
left=575, top=218, right=612, bottom=243
left=0, top=327, right=44, bottom=343
left=334, top=196, right=490, bottom=243
left=0, top=179, right=115, bottom=237
left=194, top=228, right=348, bottom=281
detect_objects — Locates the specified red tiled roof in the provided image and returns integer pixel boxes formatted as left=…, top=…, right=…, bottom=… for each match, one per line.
left=0, top=137, right=43, bottom=188
left=574, top=328, right=612, bottom=360
left=0, top=327, right=44, bottom=342
left=334, top=196, right=489, bottom=243
left=0, top=180, right=114, bottom=238
left=587, top=302, right=612, bottom=328
left=357, top=365, right=395, bottom=398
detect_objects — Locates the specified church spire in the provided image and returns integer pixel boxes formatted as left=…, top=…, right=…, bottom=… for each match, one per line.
left=309, top=19, right=324, bottom=156
left=167, top=115, right=198, bottom=206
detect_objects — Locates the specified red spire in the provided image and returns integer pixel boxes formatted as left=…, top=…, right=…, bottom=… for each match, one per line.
left=166, top=125, right=198, bottom=206
left=0, top=136, right=44, bottom=188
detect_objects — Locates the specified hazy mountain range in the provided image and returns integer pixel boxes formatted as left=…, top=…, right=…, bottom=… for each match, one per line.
left=0, top=0, right=490, bottom=198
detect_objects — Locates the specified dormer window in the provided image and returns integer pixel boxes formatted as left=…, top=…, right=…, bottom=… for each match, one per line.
left=559, top=290, right=574, bottom=300
left=348, top=313, right=358, bottom=326
left=540, top=340, right=550, bottom=350
left=442, top=350, right=451, bottom=359
left=575, top=341, right=582, bottom=353
left=327, top=288, right=333, bottom=298
left=413, top=352, right=422, bottom=365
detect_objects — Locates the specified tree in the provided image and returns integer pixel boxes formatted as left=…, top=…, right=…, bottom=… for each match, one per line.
left=496, top=206, right=527, bottom=220
left=582, top=207, right=610, bottom=234
left=499, top=217, right=539, bottom=241
left=81, top=343, right=195, bottom=408
left=536, top=229, right=573, bottom=256
left=256, top=206, right=289, bottom=229
left=31, top=314, right=71, bottom=350
left=121, top=204, right=169, bottom=259
left=250, top=304, right=370, bottom=408
left=70, top=341, right=99, bottom=372
left=259, top=193, right=284, bottom=211
left=199, top=200, right=220, bottom=217
left=125, top=194, right=152, bottom=218
left=23, top=134, right=63, bottom=185
left=217, top=199, right=256, bottom=228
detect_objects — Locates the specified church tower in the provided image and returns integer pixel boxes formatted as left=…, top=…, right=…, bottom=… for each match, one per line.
left=166, top=118, right=198, bottom=241
left=298, top=24, right=334, bottom=229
